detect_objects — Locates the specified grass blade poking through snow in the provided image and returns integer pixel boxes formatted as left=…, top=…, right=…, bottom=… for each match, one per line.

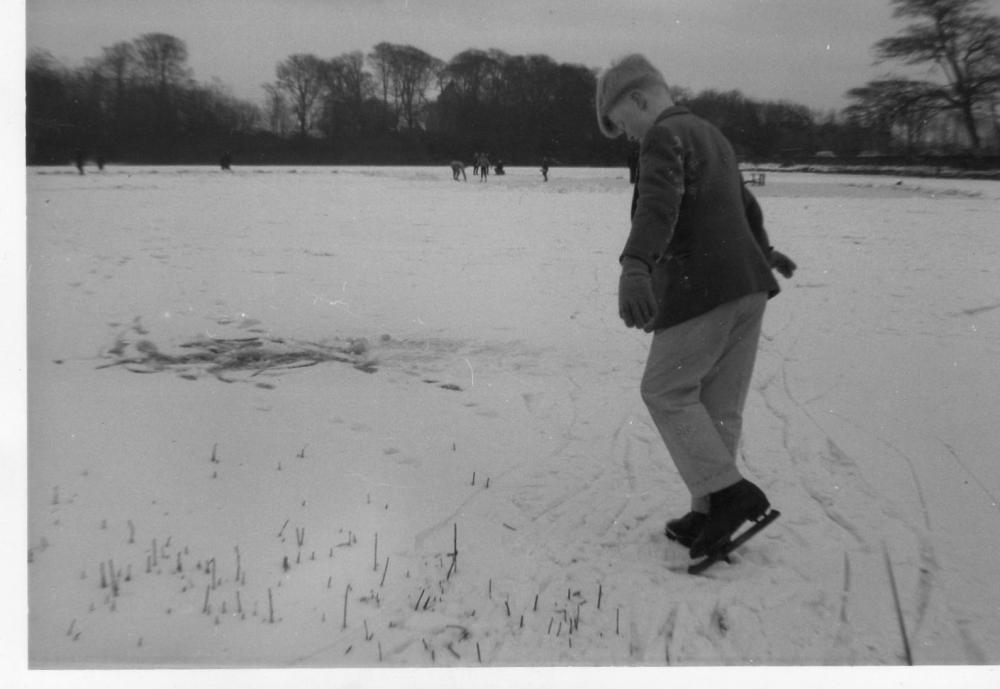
left=882, top=542, right=913, bottom=665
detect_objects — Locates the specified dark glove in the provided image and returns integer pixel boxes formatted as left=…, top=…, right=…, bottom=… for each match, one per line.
left=618, top=257, right=657, bottom=330
left=770, top=250, right=797, bottom=279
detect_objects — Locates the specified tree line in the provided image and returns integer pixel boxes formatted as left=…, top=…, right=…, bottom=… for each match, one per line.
left=26, top=0, right=1000, bottom=167
left=845, top=0, right=1000, bottom=156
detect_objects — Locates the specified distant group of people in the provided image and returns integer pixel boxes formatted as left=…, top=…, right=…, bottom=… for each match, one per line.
left=68, top=142, right=571, bottom=184
left=69, top=148, right=235, bottom=173
left=69, top=145, right=566, bottom=185
left=449, top=154, right=554, bottom=182
left=72, top=149, right=105, bottom=174
left=450, top=153, right=503, bottom=182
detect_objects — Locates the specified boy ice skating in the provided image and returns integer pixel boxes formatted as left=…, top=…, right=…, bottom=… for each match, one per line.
left=450, top=160, right=468, bottom=181
left=595, top=54, right=796, bottom=562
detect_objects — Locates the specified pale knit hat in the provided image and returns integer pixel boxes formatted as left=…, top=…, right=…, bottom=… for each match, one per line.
left=595, top=54, right=667, bottom=138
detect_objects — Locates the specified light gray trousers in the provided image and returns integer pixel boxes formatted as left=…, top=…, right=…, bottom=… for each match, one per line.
left=640, top=292, right=768, bottom=511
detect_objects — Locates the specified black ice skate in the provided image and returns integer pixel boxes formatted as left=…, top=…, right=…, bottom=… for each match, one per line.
left=687, top=509, right=779, bottom=574
left=664, top=511, right=708, bottom=548
left=689, top=479, right=774, bottom=560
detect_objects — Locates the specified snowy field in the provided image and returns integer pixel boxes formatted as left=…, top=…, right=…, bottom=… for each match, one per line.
left=23, top=164, right=1000, bottom=682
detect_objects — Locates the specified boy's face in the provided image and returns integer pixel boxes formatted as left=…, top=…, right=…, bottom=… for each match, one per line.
left=607, top=92, right=655, bottom=143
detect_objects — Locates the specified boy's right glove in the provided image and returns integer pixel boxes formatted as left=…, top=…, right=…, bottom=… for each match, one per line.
left=770, top=250, right=797, bottom=278
left=618, top=257, right=657, bottom=330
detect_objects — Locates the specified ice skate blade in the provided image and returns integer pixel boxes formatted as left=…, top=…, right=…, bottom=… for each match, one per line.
left=687, top=504, right=771, bottom=559
left=686, top=509, right=780, bottom=575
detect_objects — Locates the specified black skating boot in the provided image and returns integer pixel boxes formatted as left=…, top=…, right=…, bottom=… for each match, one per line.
left=689, top=479, right=770, bottom=559
left=664, top=511, right=708, bottom=547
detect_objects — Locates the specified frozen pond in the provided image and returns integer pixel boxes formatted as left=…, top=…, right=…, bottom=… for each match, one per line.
left=26, top=165, right=1000, bottom=669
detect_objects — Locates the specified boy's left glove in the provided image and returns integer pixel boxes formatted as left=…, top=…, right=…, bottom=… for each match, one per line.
left=770, top=250, right=797, bottom=278
left=619, top=257, right=657, bottom=330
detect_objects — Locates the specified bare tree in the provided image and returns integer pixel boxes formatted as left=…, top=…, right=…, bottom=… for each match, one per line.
left=368, top=43, right=395, bottom=128
left=274, top=53, right=327, bottom=137
left=395, top=46, right=442, bottom=130
left=367, top=43, right=440, bottom=130
left=847, top=78, right=943, bottom=152
left=97, top=42, right=136, bottom=116
left=133, top=33, right=190, bottom=96
left=189, top=78, right=261, bottom=134
left=319, top=51, right=373, bottom=137
left=262, top=83, right=291, bottom=136
left=26, top=49, right=73, bottom=142
left=443, top=49, right=498, bottom=104
left=336, top=51, right=373, bottom=108
left=874, top=0, right=1000, bottom=151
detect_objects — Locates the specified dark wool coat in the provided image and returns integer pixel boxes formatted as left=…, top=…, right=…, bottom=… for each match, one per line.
left=623, top=106, right=779, bottom=330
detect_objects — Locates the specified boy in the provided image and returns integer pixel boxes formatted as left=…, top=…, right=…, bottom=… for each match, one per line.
left=477, top=152, right=490, bottom=182
left=595, top=54, right=795, bottom=559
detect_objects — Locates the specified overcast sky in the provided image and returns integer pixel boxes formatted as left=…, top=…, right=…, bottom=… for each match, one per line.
left=24, top=0, right=987, bottom=112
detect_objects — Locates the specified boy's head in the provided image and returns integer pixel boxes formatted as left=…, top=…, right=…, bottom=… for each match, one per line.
left=596, top=54, right=673, bottom=141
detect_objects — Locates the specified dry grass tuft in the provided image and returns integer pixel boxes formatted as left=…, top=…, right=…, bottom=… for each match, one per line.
left=99, top=334, right=376, bottom=382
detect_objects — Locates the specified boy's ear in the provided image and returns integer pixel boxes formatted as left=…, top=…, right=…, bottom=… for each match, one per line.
left=628, top=90, right=647, bottom=110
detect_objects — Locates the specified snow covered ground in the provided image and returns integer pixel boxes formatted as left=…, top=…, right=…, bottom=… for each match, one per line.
left=21, top=165, right=1000, bottom=683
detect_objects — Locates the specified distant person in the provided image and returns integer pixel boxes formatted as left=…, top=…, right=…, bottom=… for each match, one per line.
left=220, top=151, right=233, bottom=171
left=472, top=153, right=480, bottom=176
left=595, top=53, right=796, bottom=562
left=73, top=148, right=85, bottom=175
left=494, top=159, right=505, bottom=175
left=96, top=154, right=106, bottom=171
left=450, top=160, right=467, bottom=181
left=541, top=156, right=552, bottom=182
left=477, top=153, right=490, bottom=182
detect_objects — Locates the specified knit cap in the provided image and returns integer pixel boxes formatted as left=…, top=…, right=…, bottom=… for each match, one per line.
left=595, top=54, right=667, bottom=138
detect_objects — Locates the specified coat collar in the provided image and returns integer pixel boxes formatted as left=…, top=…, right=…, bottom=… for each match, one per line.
left=653, top=105, right=691, bottom=125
